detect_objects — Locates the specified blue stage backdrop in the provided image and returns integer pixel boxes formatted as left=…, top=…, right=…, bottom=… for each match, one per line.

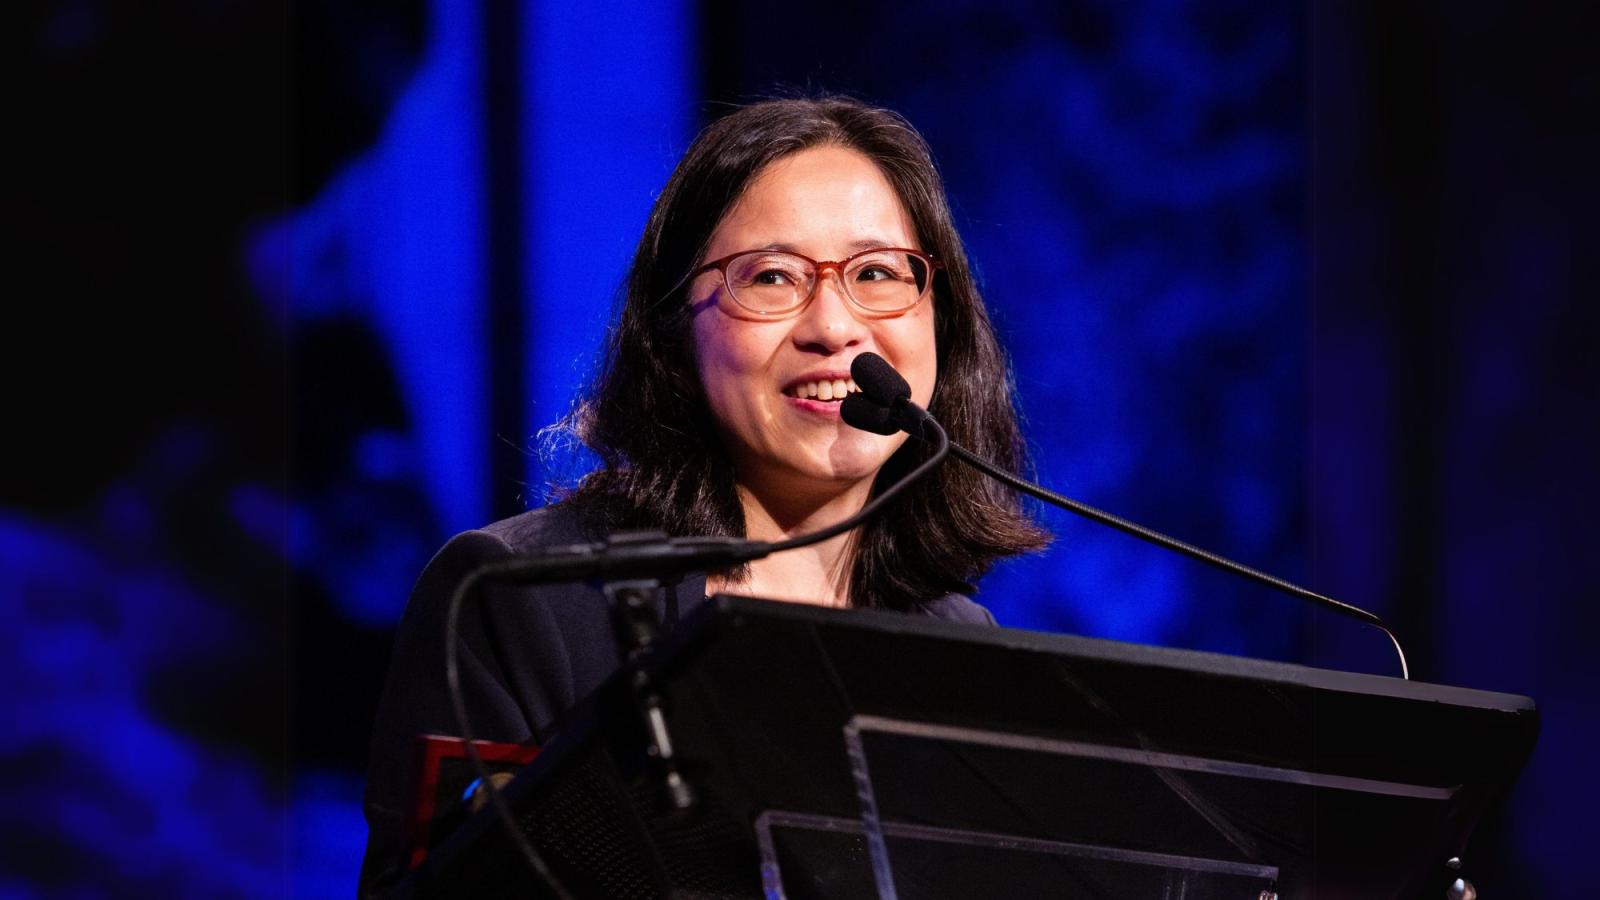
left=3, top=0, right=1594, bottom=896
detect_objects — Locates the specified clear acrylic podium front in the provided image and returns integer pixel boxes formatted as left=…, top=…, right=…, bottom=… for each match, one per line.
left=398, top=596, right=1537, bottom=900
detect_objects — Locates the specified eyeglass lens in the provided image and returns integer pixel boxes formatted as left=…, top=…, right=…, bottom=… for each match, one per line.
left=725, top=250, right=930, bottom=312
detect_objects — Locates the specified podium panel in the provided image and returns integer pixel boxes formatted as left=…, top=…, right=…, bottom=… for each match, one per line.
left=397, top=596, right=1537, bottom=899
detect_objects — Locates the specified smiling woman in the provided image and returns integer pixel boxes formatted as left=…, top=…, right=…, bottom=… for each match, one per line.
left=565, top=97, right=1048, bottom=608
left=358, top=95, right=1048, bottom=894
left=687, top=146, right=940, bottom=605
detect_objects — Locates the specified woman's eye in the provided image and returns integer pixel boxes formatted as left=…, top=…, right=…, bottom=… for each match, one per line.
left=753, top=269, right=796, bottom=285
left=855, top=265, right=895, bottom=282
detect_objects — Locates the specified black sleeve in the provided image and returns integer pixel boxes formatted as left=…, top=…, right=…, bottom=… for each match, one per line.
left=356, top=529, right=575, bottom=897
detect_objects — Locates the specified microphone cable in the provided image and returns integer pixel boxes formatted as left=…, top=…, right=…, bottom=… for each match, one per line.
left=840, top=351, right=1409, bottom=681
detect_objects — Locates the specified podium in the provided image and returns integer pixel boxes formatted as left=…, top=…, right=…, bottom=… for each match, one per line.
left=396, top=595, right=1537, bottom=899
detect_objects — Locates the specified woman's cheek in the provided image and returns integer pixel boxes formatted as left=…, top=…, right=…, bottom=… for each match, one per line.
left=693, top=318, right=772, bottom=434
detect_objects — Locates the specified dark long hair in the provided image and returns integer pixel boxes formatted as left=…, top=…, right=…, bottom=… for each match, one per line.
left=557, top=95, right=1048, bottom=609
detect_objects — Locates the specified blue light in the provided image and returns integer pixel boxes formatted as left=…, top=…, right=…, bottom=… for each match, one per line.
left=522, top=0, right=695, bottom=498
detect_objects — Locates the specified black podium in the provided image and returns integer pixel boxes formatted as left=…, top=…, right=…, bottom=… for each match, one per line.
left=399, top=595, right=1537, bottom=899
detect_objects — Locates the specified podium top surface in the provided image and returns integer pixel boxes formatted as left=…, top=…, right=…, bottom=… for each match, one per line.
left=698, top=594, right=1536, bottom=712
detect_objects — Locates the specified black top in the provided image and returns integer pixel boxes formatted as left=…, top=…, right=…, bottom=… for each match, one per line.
left=357, top=504, right=997, bottom=896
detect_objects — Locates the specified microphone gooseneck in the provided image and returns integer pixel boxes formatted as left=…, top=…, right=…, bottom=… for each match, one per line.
left=842, top=352, right=1411, bottom=681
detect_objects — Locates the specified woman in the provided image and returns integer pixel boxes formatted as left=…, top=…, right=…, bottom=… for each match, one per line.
left=359, top=95, right=1046, bottom=893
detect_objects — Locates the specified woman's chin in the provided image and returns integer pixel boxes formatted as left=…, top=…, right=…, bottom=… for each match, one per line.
left=733, top=429, right=907, bottom=498
left=807, top=434, right=905, bottom=485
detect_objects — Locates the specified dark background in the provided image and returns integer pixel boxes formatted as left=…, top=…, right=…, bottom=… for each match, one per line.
left=3, top=0, right=1594, bottom=895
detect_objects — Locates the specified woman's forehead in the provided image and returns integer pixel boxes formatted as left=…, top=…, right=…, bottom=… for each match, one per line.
left=704, top=146, right=918, bottom=258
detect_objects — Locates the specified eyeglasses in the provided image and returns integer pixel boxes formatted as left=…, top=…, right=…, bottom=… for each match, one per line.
left=691, top=247, right=942, bottom=316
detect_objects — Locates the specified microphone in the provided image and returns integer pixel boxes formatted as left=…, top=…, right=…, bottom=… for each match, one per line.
left=839, top=394, right=899, bottom=435
left=840, top=352, right=1412, bottom=680
left=842, top=353, right=933, bottom=438
left=851, top=350, right=911, bottom=403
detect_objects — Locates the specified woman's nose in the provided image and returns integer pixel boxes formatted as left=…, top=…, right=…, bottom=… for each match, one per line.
left=790, top=270, right=868, bottom=352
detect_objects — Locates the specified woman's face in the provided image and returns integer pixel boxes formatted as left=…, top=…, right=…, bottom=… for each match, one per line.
left=689, top=144, right=938, bottom=500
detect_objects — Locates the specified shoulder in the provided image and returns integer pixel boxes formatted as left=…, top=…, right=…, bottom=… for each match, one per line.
left=914, top=592, right=999, bottom=627
left=394, top=504, right=609, bottom=696
left=418, top=504, right=591, bottom=576
left=476, top=503, right=592, bottom=553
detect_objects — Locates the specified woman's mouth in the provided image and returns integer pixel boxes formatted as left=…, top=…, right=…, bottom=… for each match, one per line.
left=782, top=377, right=862, bottom=402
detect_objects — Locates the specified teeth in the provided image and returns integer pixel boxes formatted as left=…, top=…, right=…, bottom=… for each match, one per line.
left=786, top=378, right=861, bottom=400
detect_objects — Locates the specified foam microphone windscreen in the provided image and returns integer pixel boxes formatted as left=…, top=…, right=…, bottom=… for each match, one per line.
left=850, top=352, right=911, bottom=405
left=840, top=394, right=901, bottom=435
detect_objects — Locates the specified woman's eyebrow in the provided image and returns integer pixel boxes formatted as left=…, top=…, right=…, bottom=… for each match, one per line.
left=750, top=238, right=899, bottom=254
